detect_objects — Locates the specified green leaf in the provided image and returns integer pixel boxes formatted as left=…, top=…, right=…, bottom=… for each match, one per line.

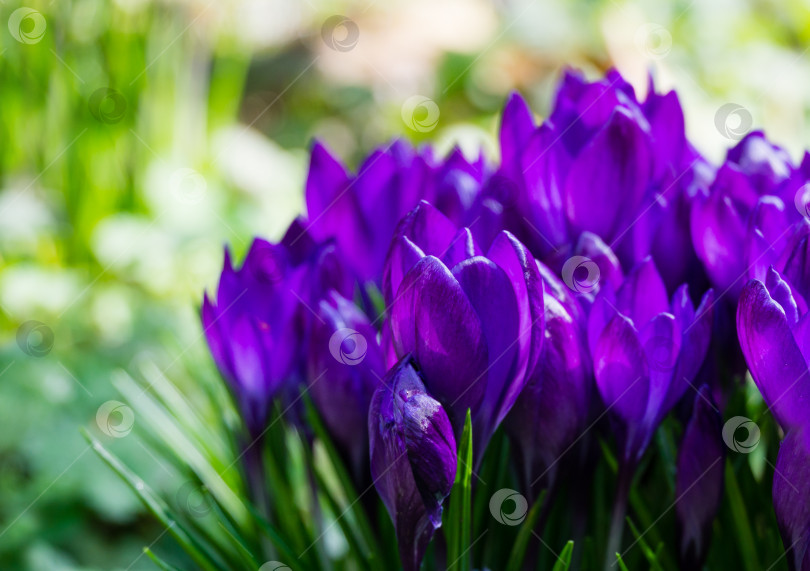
left=551, top=540, right=575, bottom=571
left=504, top=490, right=546, bottom=571
left=725, top=459, right=760, bottom=571
left=304, top=396, right=382, bottom=565
left=445, top=409, right=473, bottom=571
left=144, top=547, right=184, bottom=571
left=615, top=552, right=631, bottom=571
left=82, top=429, right=222, bottom=571
left=626, top=516, right=663, bottom=571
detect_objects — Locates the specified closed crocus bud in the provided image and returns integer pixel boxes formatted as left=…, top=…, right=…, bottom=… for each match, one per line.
left=384, top=201, right=544, bottom=460
left=589, top=257, right=714, bottom=465
left=202, top=239, right=301, bottom=437
left=305, top=140, right=430, bottom=285
left=307, top=291, right=384, bottom=482
left=675, top=385, right=724, bottom=570
left=369, top=355, right=457, bottom=571
left=504, top=265, right=591, bottom=495
left=773, top=428, right=810, bottom=571
left=737, top=267, right=810, bottom=431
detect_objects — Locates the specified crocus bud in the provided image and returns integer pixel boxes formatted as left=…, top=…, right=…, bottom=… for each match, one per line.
left=307, top=291, right=384, bottom=482
left=384, top=201, right=544, bottom=460
left=202, top=238, right=300, bottom=437
left=737, top=267, right=810, bottom=431
left=590, top=258, right=714, bottom=464
left=675, top=385, right=724, bottom=569
left=369, top=355, right=457, bottom=571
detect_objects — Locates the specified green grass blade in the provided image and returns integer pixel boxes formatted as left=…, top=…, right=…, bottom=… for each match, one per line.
left=445, top=409, right=473, bottom=571
left=82, top=429, right=222, bottom=571
left=725, top=459, right=760, bottom=571
left=551, top=540, right=574, bottom=571
left=144, top=547, right=184, bottom=571
left=304, top=396, right=382, bottom=564
left=504, top=489, right=546, bottom=571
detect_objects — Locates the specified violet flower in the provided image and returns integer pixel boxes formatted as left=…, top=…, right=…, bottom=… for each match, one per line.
left=738, top=263, right=810, bottom=570
left=589, top=257, right=713, bottom=564
left=498, top=70, right=705, bottom=293
left=304, top=140, right=487, bottom=286
left=384, top=200, right=544, bottom=460
left=368, top=355, right=457, bottom=571
left=503, top=262, right=591, bottom=497
left=307, top=291, right=384, bottom=482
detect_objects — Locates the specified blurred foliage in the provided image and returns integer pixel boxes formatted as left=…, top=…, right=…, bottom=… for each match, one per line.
left=1, top=0, right=810, bottom=568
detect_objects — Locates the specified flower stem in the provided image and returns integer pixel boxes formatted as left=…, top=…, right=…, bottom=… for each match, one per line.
left=604, top=460, right=634, bottom=570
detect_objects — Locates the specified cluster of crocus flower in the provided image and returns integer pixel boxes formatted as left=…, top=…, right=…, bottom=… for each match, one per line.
left=202, top=68, right=810, bottom=570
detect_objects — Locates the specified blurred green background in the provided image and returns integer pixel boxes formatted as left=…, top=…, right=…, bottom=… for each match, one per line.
left=1, top=0, right=809, bottom=568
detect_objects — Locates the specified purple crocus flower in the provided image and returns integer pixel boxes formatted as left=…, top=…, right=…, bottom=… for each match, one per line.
left=691, top=132, right=801, bottom=298
left=589, top=257, right=714, bottom=465
left=307, top=291, right=384, bottom=482
left=503, top=262, right=591, bottom=496
left=202, top=221, right=350, bottom=437
left=738, top=263, right=810, bottom=570
left=737, top=267, right=810, bottom=431
left=590, top=257, right=713, bottom=566
left=675, top=385, right=724, bottom=569
left=384, top=200, right=544, bottom=459
left=369, top=355, right=457, bottom=571
left=497, top=71, right=705, bottom=295
left=304, top=140, right=487, bottom=286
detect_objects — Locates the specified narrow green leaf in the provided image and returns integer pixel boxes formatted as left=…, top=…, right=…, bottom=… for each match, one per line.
left=626, top=516, right=663, bottom=571
left=144, top=547, right=184, bottom=571
left=504, top=490, right=546, bottom=571
left=304, top=396, right=382, bottom=565
left=445, top=409, right=473, bottom=571
left=82, top=429, right=222, bottom=571
left=551, top=540, right=575, bottom=571
left=615, top=552, right=631, bottom=571
left=725, top=459, right=760, bottom=571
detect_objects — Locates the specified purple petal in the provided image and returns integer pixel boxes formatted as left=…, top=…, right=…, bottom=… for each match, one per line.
left=500, top=91, right=535, bottom=178
left=452, top=255, right=522, bottom=447
left=594, top=315, right=650, bottom=425
left=369, top=357, right=456, bottom=571
left=390, top=256, right=488, bottom=429
left=616, top=257, right=669, bottom=329
left=564, top=108, right=653, bottom=242
left=773, top=428, right=810, bottom=571
left=737, top=278, right=810, bottom=430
